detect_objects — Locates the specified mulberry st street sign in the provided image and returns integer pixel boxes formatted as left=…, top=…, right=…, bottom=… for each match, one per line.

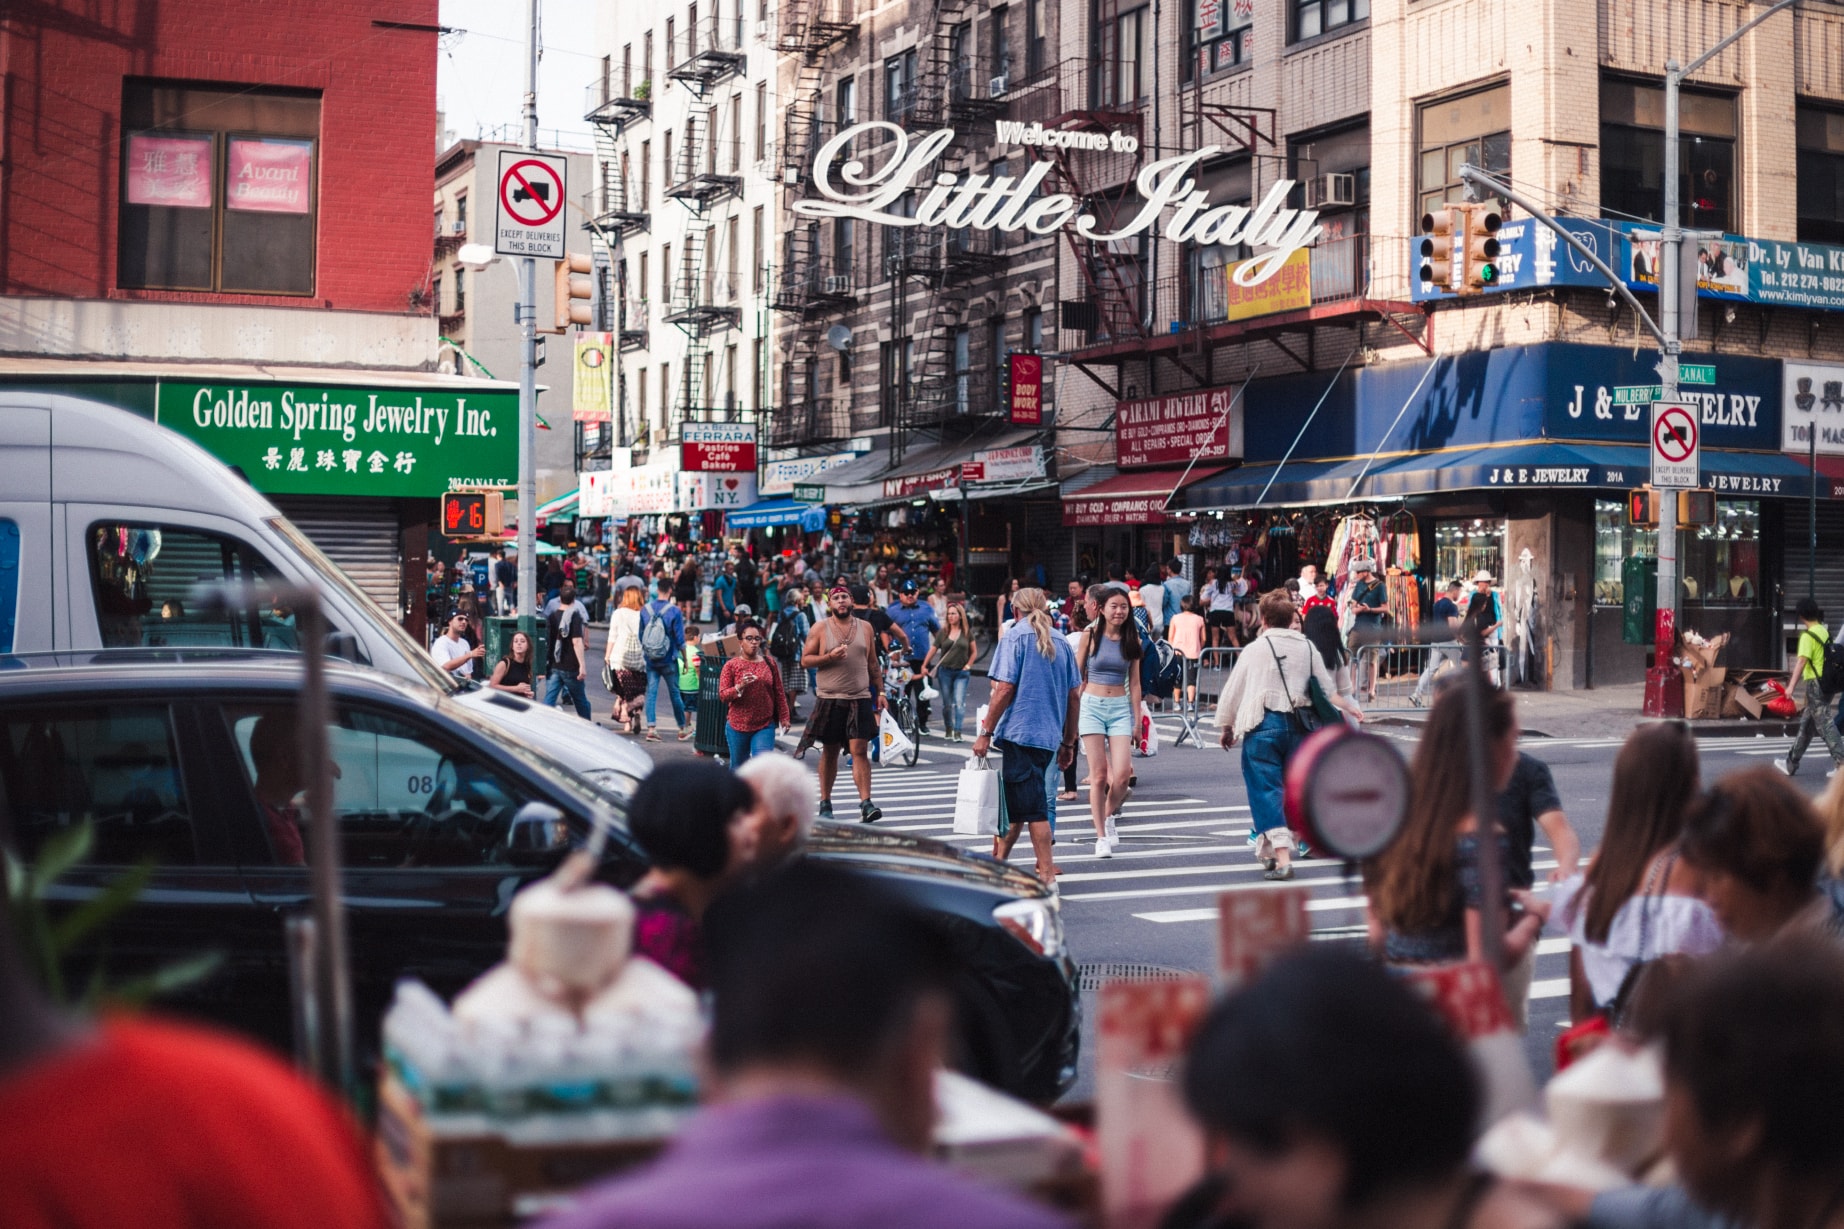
left=793, top=122, right=1324, bottom=288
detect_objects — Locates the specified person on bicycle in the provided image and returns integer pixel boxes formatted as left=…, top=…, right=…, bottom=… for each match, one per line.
left=887, top=579, right=940, bottom=736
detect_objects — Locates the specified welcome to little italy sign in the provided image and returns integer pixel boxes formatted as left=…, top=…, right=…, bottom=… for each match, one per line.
left=793, top=122, right=1323, bottom=288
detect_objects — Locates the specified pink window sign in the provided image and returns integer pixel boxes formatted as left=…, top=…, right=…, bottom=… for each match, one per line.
left=126, top=134, right=213, bottom=209
left=226, top=139, right=313, bottom=214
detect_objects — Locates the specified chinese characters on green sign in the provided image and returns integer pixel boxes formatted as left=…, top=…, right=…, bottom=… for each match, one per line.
left=155, top=382, right=517, bottom=498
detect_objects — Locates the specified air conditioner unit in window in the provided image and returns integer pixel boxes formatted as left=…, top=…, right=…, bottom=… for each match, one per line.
left=1307, top=172, right=1356, bottom=209
left=824, top=274, right=850, bottom=293
left=989, top=74, right=1009, bottom=97
left=451, top=219, right=467, bottom=234
left=754, top=17, right=771, bottom=39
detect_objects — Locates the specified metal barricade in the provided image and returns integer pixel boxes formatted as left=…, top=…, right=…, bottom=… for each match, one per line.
left=1178, top=646, right=1242, bottom=747
left=1349, top=642, right=1473, bottom=711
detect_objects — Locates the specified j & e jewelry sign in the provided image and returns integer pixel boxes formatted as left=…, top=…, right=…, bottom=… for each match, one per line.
left=793, top=122, right=1324, bottom=287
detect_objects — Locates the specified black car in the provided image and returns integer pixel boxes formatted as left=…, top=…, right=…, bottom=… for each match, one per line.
left=0, top=654, right=1078, bottom=1101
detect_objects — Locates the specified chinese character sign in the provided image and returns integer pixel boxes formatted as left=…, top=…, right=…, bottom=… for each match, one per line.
left=1097, top=978, right=1210, bottom=1229
left=573, top=333, right=614, bottom=423
left=226, top=139, right=313, bottom=213
left=126, top=134, right=213, bottom=209
left=155, top=382, right=516, bottom=498
left=1008, top=353, right=1043, bottom=425
left=1216, top=885, right=1308, bottom=988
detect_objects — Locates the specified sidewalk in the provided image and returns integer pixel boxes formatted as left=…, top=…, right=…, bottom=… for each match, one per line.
left=1365, top=681, right=1800, bottom=741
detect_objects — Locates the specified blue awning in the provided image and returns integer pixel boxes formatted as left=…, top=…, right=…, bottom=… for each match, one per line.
left=1182, top=442, right=1829, bottom=510
left=725, top=498, right=828, bottom=531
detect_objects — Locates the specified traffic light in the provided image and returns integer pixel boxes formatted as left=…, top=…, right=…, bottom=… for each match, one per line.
left=552, top=252, right=596, bottom=333
left=440, top=491, right=503, bottom=539
left=1419, top=208, right=1460, bottom=291
left=1678, top=489, right=1716, bottom=526
left=1463, top=207, right=1502, bottom=293
left=1628, top=487, right=1660, bottom=528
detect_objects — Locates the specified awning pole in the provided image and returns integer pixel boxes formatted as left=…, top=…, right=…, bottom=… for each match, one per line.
left=1342, top=359, right=1440, bottom=501
left=1161, top=362, right=1261, bottom=512
left=1256, top=343, right=1361, bottom=506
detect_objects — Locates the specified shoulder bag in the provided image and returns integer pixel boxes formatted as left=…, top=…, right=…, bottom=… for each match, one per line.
left=1267, top=638, right=1321, bottom=735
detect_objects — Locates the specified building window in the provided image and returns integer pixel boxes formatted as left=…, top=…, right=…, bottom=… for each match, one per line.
left=1601, top=77, right=1736, bottom=236
left=452, top=268, right=465, bottom=315
left=119, top=83, right=320, bottom=294
left=991, top=5, right=1012, bottom=82
left=1024, top=306, right=1044, bottom=351
left=751, top=206, right=765, bottom=294
left=1191, top=0, right=1254, bottom=79
left=1592, top=499, right=1758, bottom=607
left=884, top=190, right=917, bottom=266
left=431, top=272, right=442, bottom=315
left=661, top=243, right=672, bottom=300
left=752, top=338, right=765, bottom=412
left=837, top=347, right=852, bottom=392
left=665, top=17, right=676, bottom=69
left=454, top=192, right=467, bottom=229
left=640, top=140, right=652, bottom=206
left=1797, top=103, right=1844, bottom=244
left=664, top=130, right=674, bottom=188
left=1416, top=83, right=1510, bottom=222
left=726, top=216, right=739, bottom=300
left=728, top=94, right=743, bottom=172
left=1026, top=0, right=1048, bottom=78
left=988, top=315, right=1006, bottom=409
left=1098, top=6, right=1145, bottom=107
left=1293, top=0, right=1367, bottom=41
left=755, top=82, right=768, bottom=162
left=1433, top=520, right=1505, bottom=593
left=886, top=50, right=918, bottom=124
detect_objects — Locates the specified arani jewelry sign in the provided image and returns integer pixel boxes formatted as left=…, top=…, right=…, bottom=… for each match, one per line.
left=793, top=122, right=1323, bottom=287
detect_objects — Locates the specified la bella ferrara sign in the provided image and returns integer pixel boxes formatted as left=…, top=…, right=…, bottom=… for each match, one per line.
left=794, top=122, right=1323, bottom=287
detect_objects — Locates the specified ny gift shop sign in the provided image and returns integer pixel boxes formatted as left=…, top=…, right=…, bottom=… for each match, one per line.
left=794, top=123, right=1324, bottom=288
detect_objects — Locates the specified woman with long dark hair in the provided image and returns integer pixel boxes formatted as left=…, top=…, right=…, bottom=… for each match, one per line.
left=1076, top=585, right=1143, bottom=859
left=1553, top=723, right=1721, bottom=1021
left=603, top=584, right=649, bottom=733
left=923, top=602, right=979, bottom=742
left=487, top=630, right=535, bottom=697
left=626, top=760, right=757, bottom=990
left=1367, top=686, right=1546, bottom=969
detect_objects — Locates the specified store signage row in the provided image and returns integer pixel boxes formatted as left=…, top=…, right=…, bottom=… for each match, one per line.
left=795, top=123, right=1323, bottom=288
left=1008, top=354, right=1043, bottom=426
left=579, top=468, right=618, bottom=518
left=126, top=134, right=312, bottom=214
left=680, top=422, right=757, bottom=473
left=153, top=381, right=515, bottom=499
left=884, top=465, right=960, bottom=499
left=677, top=470, right=758, bottom=511
left=761, top=449, right=865, bottom=496
left=1784, top=361, right=1844, bottom=456
left=1412, top=218, right=1844, bottom=313
left=1115, top=387, right=1242, bottom=470
left=1064, top=493, right=1177, bottom=528
left=1542, top=345, right=1781, bottom=453
left=962, top=445, right=1046, bottom=485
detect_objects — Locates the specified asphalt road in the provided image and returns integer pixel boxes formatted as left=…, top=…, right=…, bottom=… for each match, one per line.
left=584, top=634, right=1825, bottom=1103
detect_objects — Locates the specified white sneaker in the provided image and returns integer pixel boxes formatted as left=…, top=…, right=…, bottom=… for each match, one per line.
left=1094, top=838, right=1112, bottom=859
left=1775, top=758, right=1795, bottom=776
left=1104, top=814, right=1120, bottom=843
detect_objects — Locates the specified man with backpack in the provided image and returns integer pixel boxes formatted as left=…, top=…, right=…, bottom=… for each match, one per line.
left=1778, top=597, right=1844, bottom=777
left=544, top=581, right=592, bottom=719
left=769, top=601, right=809, bottom=722
left=642, top=576, right=693, bottom=742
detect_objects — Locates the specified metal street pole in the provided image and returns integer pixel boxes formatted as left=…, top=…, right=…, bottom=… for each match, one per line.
left=517, top=0, right=540, bottom=635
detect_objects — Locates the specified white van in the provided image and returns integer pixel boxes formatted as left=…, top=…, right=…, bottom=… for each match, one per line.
left=0, top=393, right=650, bottom=791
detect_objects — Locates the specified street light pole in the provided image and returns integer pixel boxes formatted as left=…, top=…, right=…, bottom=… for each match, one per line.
left=516, top=0, right=540, bottom=632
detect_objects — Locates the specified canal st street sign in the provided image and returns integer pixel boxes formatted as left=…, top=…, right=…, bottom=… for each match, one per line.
left=793, top=122, right=1323, bottom=288
left=155, top=381, right=516, bottom=498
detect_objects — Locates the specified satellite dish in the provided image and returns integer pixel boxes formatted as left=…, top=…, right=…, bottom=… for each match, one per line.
left=826, top=325, right=852, bottom=351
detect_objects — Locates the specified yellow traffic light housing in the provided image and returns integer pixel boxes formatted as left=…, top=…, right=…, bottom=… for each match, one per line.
left=1419, top=208, right=1460, bottom=291
left=1463, top=207, right=1502, bottom=293
left=1628, top=487, right=1660, bottom=528
left=552, top=252, right=596, bottom=333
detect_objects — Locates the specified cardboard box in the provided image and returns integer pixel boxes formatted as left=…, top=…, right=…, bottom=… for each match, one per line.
left=1682, top=666, right=1727, bottom=721
left=1679, top=632, right=1730, bottom=678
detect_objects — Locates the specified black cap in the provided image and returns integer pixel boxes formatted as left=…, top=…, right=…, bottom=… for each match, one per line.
left=900, top=579, right=919, bottom=594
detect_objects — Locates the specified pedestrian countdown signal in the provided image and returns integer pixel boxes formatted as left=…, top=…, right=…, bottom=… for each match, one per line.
left=441, top=491, right=503, bottom=539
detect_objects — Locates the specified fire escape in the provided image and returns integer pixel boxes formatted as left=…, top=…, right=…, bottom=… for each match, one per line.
left=767, top=0, right=854, bottom=449
left=666, top=89, right=745, bottom=434
left=585, top=59, right=653, bottom=448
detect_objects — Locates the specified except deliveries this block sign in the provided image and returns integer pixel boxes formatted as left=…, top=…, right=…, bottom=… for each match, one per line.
left=1115, top=387, right=1239, bottom=469
left=126, top=134, right=213, bottom=208
left=227, top=139, right=313, bottom=213
left=680, top=422, right=757, bottom=473
left=1096, top=978, right=1210, bottom=1229
left=1651, top=400, right=1701, bottom=490
left=154, top=382, right=516, bottom=498
left=494, top=149, right=568, bottom=259
left=1008, top=353, right=1043, bottom=425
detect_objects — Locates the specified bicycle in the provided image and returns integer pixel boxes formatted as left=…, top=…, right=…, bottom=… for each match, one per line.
left=882, top=655, right=922, bottom=768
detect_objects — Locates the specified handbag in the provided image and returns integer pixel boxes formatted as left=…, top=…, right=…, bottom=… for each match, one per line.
left=1308, top=675, right=1341, bottom=725
left=1133, top=700, right=1160, bottom=757
left=878, top=708, right=915, bottom=760
left=952, top=756, right=1002, bottom=836
left=1268, top=639, right=1321, bottom=734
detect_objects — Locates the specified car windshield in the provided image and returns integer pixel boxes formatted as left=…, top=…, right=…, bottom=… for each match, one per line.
left=264, top=516, right=459, bottom=694
left=432, top=690, right=631, bottom=829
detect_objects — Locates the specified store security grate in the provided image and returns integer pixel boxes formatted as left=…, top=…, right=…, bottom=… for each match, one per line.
left=1076, top=963, right=1195, bottom=991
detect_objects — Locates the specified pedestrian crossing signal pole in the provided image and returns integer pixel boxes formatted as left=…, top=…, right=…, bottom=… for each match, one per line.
left=515, top=0, right=540, bottom=637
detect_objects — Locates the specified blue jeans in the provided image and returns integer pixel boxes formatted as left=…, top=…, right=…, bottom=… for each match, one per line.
left=1240, top=709, right=1303, bottom=837
left=645, top=663, right=686, bottom=726
left=545, top=669, right=591, bottom=719
left=725, top=723, right=777, bottom=766
left=938, top=667, right=970, bottom=736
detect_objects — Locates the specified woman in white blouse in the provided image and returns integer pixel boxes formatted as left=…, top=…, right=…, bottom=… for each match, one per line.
left=1551, top=722, right=1724, bottom=1021
left=1215, top=589, right=1363, bottom=880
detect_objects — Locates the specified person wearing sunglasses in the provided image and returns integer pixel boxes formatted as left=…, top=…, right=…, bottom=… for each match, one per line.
left=719, top=618, right=791, bottom=768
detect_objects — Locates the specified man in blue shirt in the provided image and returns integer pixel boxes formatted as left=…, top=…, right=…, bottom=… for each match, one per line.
left=1411, top=580, right=1465, bottom=707
left=971, top=590, right=1081, bottom=884
left=642, top=576, right=691, bottom=741
left=886, top=580, right=940, bottom=733
left=1161, top=557, right=1191, bottom=626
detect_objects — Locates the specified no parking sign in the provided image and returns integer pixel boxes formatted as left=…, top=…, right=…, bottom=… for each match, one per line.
left=494, top=150, right=567, bottom=259
left=1650, top=400, right=1700, bottom=489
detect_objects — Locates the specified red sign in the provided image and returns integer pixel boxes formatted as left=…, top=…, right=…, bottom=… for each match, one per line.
left=1116, top=387, right=1237, bottom=470
left=1009, top=353, right=1044, bottom=425
left=126, top=134, right=212, bottom=209
left=1063, top=493, right=1175, bottom=527
left=961, top=461, right=985, bottom=482
left=679, top=423, right=758, bottom=473
left=226, top=139, right=313, bottom=214
left=1406, top=962, right=1515, bottom=1041
left=500, top=157, right=565, bottom=226
left=1216, top=885, right=1309, bottom=987
left=883, top=465, right=959, bottom=499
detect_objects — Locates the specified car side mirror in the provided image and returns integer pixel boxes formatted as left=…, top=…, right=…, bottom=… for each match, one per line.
left=506, top=801, right=573, bottom=865
left=325, top=630, right=362, bottom=663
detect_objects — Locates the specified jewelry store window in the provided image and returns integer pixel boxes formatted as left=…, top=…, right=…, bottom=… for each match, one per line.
left=1592, top=498, right=1757, bottom=606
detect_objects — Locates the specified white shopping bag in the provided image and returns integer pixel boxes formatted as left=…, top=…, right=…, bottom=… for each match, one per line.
left=1133, top=701, right=1160, bottom=758
left=952, top=756, right=1002, bottom=836
left=879, top=708, right=915, bottom=761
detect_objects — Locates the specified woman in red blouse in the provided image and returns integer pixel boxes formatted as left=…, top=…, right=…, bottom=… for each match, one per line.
left=719, top=619, right=791, bottom=767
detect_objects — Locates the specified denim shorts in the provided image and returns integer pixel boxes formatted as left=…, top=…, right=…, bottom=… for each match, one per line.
left=1079, top=692, right=1134, bottom=737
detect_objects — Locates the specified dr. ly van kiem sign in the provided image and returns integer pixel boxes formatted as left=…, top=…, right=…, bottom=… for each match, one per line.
left=793, top=123, right=1324, bottom=288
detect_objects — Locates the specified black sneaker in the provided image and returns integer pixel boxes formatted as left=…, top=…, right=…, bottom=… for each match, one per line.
left=818, top=800, right=833, bottom=819
left=860, top=799, right=882, bottom=824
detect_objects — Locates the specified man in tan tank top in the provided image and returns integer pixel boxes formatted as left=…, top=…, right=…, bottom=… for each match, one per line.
left=794, top=582, right=885, bottom=823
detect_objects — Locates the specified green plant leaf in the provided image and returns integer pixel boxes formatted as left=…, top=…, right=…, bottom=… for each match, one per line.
left=101, top=952, right=225, bottom=1009
left=49, top=862, right=154, bottom=955
left=27, top=824, right=93, bottom=899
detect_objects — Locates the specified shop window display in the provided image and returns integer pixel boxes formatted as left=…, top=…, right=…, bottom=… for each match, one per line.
left=1433, top=519, right=1504, bottom=589
left=1592, top=498, right=1757, bottom=606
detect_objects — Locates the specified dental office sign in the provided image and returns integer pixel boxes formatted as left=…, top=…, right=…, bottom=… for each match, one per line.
left=794, top=123, right=1323, bottom=288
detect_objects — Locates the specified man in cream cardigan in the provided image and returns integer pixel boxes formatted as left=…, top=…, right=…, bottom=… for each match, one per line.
left=1216, top=590, right=1363, bottom=880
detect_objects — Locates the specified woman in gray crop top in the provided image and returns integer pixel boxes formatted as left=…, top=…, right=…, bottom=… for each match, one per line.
left=1075, top=586, right=1144, bottom=859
